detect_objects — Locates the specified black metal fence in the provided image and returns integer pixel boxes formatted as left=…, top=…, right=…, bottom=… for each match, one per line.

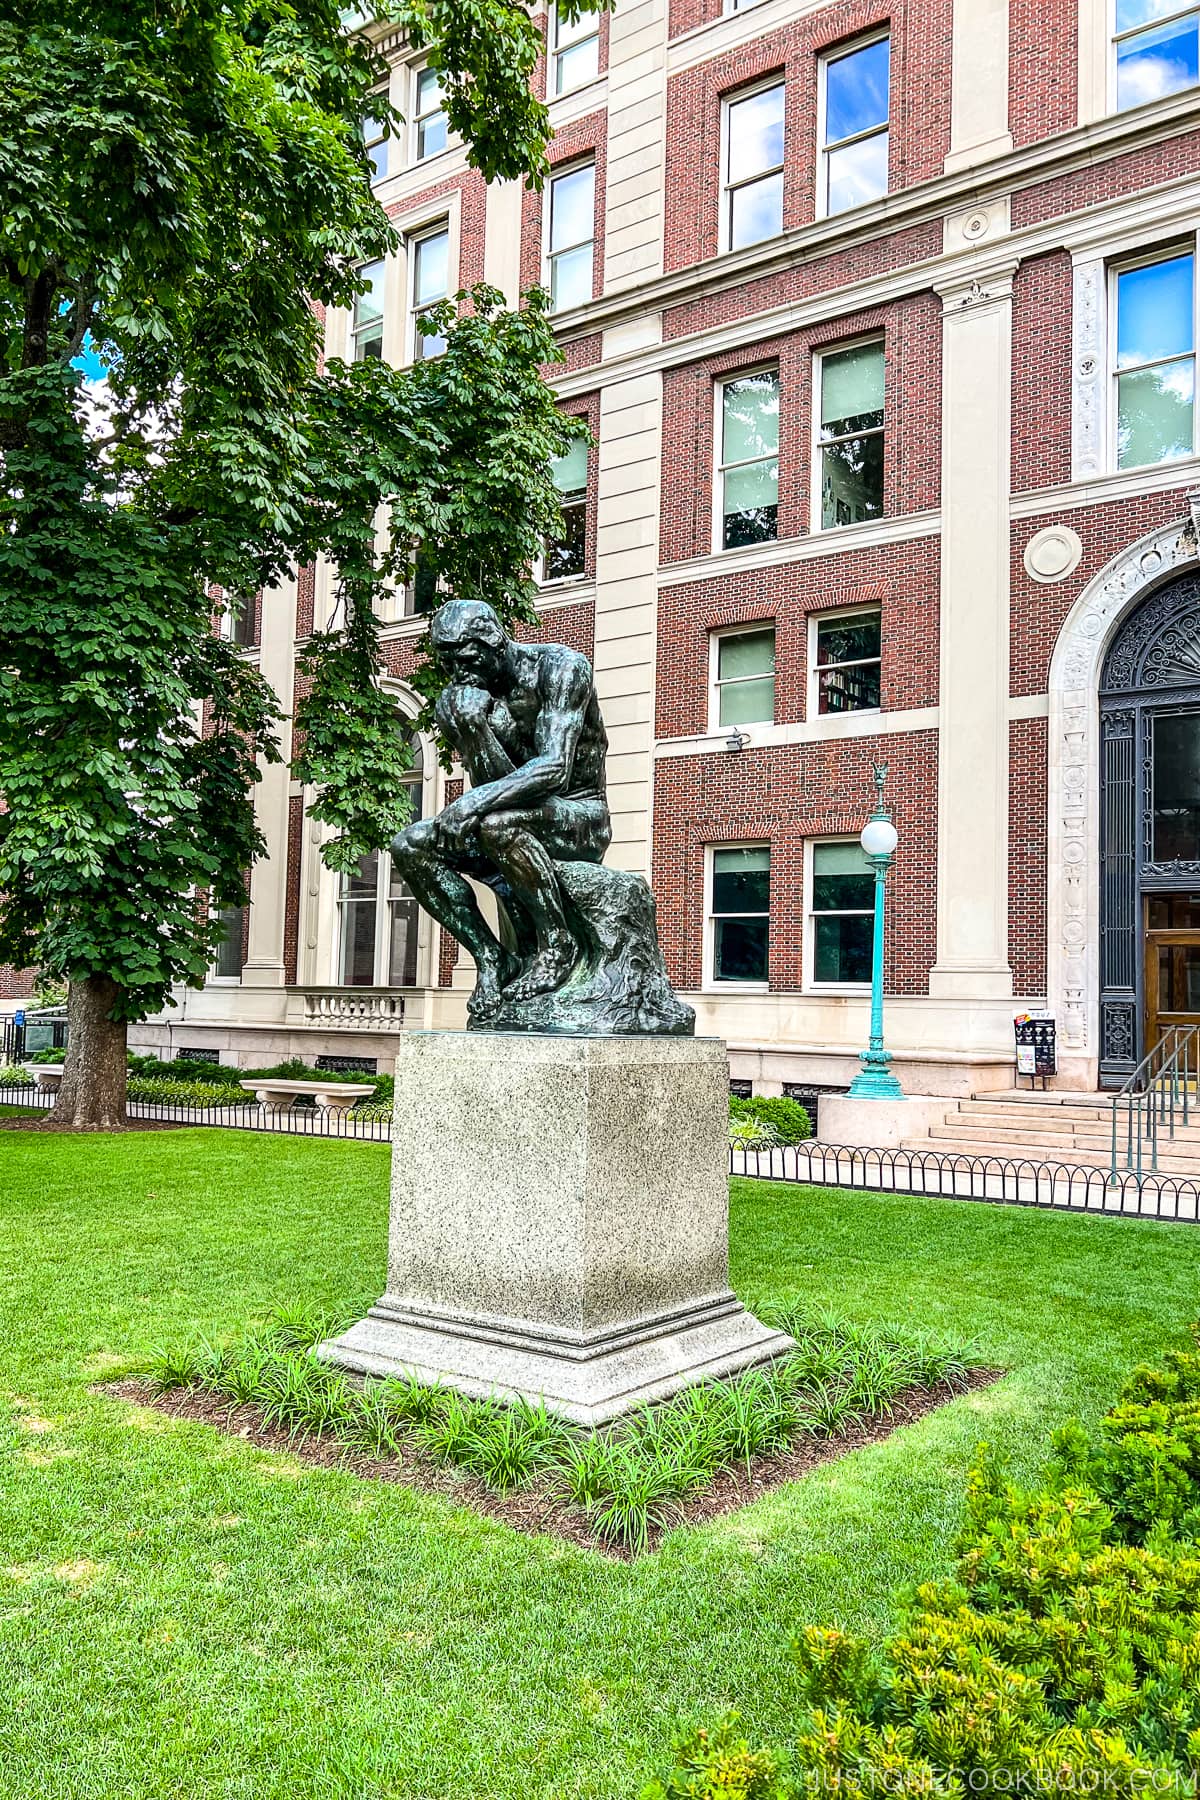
left=0, top=1082, right=392, bottom=1141
left=730, top=1141, right=1200, bottom=1222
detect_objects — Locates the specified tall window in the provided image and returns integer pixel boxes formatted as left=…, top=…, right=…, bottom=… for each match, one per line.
left=712, top=627, right=776, bottom=728
left=718, top=368, right=779, bottom=549
left=1115, top=1, right=1200, bottom=111
left=1113, top=251, right=1196, bottom=469
left=212, top=904, right=245, bottom=980
left=709, top=847, right=770, bottom=983
left=812, top=610, right=881, bottom=714
left=816, top=341, right=885, bottom=529
left=413, top=66, right=447, bottom=160
left=809, top=841, right=874, bottom=985
left=352, top=259, right=385, bottom=361
left=231, top=596, right=257, bottom=648
left=820, top=35, right=890, bottom=216
left=338, top=737, right=425, bottom=987
left=545, top=440, right=589, bottom=581
left=363, top=107, right=389, bottom=183
left=551, top=3, right=600, bottom=94
left=723, top=81, right=785, bottom=251
left=410, top=225, right=449, bottom=361
left=1153, top=711, right=1200, bottom=861
left=547, top=161, right=595, bottom=312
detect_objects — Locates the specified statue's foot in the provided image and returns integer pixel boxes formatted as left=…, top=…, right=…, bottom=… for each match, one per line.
left=467, top=953, right=518, bottom=1020
left=499, top=931, right=577, bottom=1004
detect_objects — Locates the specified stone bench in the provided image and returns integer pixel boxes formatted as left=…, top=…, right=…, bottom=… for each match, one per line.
left=27, top=1065, right=64, bottom=1094
left=238, top=1079, right=377, bottom=1116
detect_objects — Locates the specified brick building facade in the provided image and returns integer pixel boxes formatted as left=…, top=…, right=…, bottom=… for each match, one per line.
left=130, top=0, right=1200, bottom=1096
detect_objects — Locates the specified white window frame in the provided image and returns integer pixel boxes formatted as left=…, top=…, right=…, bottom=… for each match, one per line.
left=334, top=742, right=431, bottom=988
left=407, top=220, right=452, bottom=364
left=1111, top=0, right=1200, bottom=114
left=209, top=901, right=246, bottom=985
left=351, top=257, right=386, bottom=363
left=550, top=2, right=601, bottom=96
left=411, top=64, right=449, bottom=164
left=806, top=606, right=883, bottom=719
left=540, top=440, right=590, bottom=588
left=543, top=157, right=596, bottom=314
left=816, top=28, right=890, bottom=221
left=708, top=624, right=777, bottom=734
left=810, top=335, right=886, bottom=535
left=1107, top=242, right=1200, bottom=473
left=722, top=0, right=769, bottom=11
left=703, top=842, right=772, bottom=991
left=712, top=364, right=781, bottom=555
left=804, top=836, right=874, bottom=993
left=720, top=75, right=786, bottom=255
left=363, top=100, right=390, bottom=185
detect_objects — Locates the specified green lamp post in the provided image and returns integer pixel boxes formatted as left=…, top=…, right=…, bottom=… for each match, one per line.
left=847, top=762, right=904, bottom=1101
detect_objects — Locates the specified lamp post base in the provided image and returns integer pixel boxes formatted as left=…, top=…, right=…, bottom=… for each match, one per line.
left=847, top=1051, right=905, bottom=1100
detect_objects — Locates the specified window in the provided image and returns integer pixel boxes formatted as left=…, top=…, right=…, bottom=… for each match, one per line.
left=1115, top=0, right=1199, bottom=111
left=337, top=737, right=425, bottom=986
left=404, top=545, right=441, bottom=617
left=816, top=340, right=885, bottom=528
left=413, top=66, right=448, bottom=160
left=709, top=847, right=770, bottom=984
left=819, top=34, right=890, bottom=216
left=212, top=905, right=245, bottom=980
left=809, top=841, right=874, bottom=985
left=718, top=368, right=779, bottom=549
left=547, top=161, right=595, bottom=312
left=545, top=439, right=588, bottom=581
left=1113, top=251, right=1196, bottom=469
left=551, top=3, right=600, bottom=94
left=1152, top=710, right=1200, bottom=861
left=352, top=258, right=385, bottom=361
left=363, top=107, right=389, bottom=183
left=231, top=596, right=257, bottom=648
left=812, top=610, right=881, bottom=714
left=410, top=224, right=449, bottom=361
left=723, top=81, right=785, bottom=251
left=712, top=627, right=775, bottom=728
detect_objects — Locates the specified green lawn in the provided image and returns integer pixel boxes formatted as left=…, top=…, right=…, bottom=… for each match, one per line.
left=0, top=1129, right=1196, bottom=1800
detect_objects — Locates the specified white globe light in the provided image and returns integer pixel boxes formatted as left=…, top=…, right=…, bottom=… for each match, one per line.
left=860, top=817, right=898, bottom=858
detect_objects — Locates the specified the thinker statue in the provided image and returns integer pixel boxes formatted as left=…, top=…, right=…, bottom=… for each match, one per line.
left=391, top=599, right=693, bottom=1036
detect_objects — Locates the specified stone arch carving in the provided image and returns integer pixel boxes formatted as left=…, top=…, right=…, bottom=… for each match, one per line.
left=1047, top=511, right=1199, bottom=1075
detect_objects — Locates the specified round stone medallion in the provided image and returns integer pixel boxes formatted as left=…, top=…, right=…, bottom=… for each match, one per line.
left=1023, top=525, right=1084, bottom=584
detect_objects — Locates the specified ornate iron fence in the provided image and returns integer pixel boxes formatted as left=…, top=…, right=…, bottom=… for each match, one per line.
left=0, top=1082, right=392, bottom=1141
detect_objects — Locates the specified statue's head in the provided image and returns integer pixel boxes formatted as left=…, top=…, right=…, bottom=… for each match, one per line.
left=430, top=599, right=510, bottom=689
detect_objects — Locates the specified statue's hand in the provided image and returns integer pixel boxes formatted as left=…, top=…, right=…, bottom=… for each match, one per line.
left=443, top=685, right=494, bottom=729
left=436, top=791, right=488, bottom=854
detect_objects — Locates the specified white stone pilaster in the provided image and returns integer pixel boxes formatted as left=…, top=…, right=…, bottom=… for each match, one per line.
left=482, top=179, right=524, bottom=306
left=928, top=268, right=1018, bottom=1001
left=243, top=575, right=297, bottom=986
left=603, top=0, right=667, bottom=293
left=944, top=0, right=1014, bottom=173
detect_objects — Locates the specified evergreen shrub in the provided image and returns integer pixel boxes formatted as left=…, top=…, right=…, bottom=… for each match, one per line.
left=729, top=1095, right=813, bottom=1144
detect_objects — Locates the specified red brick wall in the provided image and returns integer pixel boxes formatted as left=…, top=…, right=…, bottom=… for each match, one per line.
left=660, top=294, right=941, bottom=562
left=1010, top=489, right=1195, bottom=695
left=657, top=537, right=940, bottom=738
left=1013, top=131, right=1200, bottom=228
left=0, top=965, right=35, bottom=1002
left=296, top=564, right=316, bottom=640
left=1009, top=0, right=1077, bottom=147
left=521, top=111, right=609, bottom=298
left=1009, top=716, right=1048, bottom=996
left=388, top=171, right=488, bottom=292
left=663, top=1, right=952, bottom=271
left=1011, top=252, right=1073, bottom=494
left=652, top=730, right=938, bottom=993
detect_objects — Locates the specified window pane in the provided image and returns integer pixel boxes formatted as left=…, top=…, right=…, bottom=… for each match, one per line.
left=814, top=841, right=873, bottom=881
left=825, top=38, right=890, bottom=144
left=816, top=615, right=881, bottom=666
left=213, top=905, right=244, bottom=979
left=354, top=259, right=385, bottom=327
left=551, top=439, right=588, bottom=496
left=821, top=435, right=884, bottom=527
left=730, top=171, right=784, bottom=250
left=413, top=231, right=448, bottom=307
left=364, top=116, right=388, bottom=181
left=715, top=916, right=769, bottom=981
left=727, top=84, right=785, bottom=184
left=344, top=850, right=380, bottom=901
left=723, top=460, right=778, bottom=545
left=1117, top=0, right=1192, bottom=28
left=719, top=674, right=774, bottom=726
left=546, top=500, right=587, bottom=579
left=551, top=244, right=593, bottom=312
left=814, top=914, right=873, bottom=983
left=826, top=131, right=889, bottom=214
left=818, top=662, right=881, bottom=713
left=417, top=67, right=443, bottom=112
left=1116, top=15, right=1200, bottom=109
left=713, top=847, right=770, bottom=914
left=550, top=164, right=595, bottom=251
left=388, top=892, right=420, bottom=986
left=1116, top=360, right=1195, bottom=468
left=1117, top=256, right=1194, bottom=368
left=557, top=35, right=600, bottom=92
left=718, top=629, right=775, bottom=681
left=1153, top=711, right=1200, bottom=861
left=418, top=111, right=448, bottom=159
left=556, top=4, right=599, bottom=46
left=820, top=343, right=885, bottom=435
left=722, top=371, right=779, bottom=462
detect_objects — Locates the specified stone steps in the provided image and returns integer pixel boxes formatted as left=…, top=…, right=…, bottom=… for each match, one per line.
left=900, top=1133, right=1200, bottom=1176
left=899, top=1089, right=1200, bottom=1178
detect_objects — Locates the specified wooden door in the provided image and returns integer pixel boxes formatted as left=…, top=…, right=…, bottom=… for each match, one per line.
left=1144, top=895, right=1200, bottom=1051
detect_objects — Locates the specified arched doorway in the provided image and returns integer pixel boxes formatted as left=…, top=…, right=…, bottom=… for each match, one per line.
left=1099, top=573, right=1200, bottom=1083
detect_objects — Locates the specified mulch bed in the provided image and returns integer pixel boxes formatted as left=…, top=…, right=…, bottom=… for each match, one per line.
left=106, top=1368, right=999, bottom=1559
left=0, top=1116, right=185, bottom=1132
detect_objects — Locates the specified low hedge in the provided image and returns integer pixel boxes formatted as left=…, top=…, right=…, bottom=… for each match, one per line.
left=644, top=1330, right=1200, bottom=1798
left=729, top=1095, right=812, bottom=1145
left=127, top=1076, right=256, bottom=1108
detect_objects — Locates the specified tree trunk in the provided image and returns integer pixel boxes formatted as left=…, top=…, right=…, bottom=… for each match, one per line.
left=52, top=976, right=129, bottom=1130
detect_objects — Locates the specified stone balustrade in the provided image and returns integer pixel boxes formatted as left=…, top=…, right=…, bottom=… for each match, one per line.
left=296, top=989, right=406, bottom=1032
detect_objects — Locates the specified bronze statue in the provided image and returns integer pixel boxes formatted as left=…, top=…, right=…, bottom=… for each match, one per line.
left=391, top=600, right=693, bottom=1035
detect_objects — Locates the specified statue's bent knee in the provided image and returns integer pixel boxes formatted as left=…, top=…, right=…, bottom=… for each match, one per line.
left=392, top=819, right=435, bottom=863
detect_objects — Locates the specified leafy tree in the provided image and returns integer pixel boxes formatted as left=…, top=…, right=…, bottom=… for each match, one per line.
left=0, top=0, right=610, bottom=1127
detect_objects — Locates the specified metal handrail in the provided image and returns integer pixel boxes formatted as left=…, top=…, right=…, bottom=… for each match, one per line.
left=1110, top=1024, right=1200, bottom=1181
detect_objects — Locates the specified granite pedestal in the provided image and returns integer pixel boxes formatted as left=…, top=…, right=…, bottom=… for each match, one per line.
left=319, top=1032, right=792, bottom=1426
